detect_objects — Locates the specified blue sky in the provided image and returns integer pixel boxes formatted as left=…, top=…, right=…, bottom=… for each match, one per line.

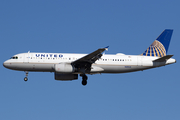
left=0, top=0, right=180, bottom=120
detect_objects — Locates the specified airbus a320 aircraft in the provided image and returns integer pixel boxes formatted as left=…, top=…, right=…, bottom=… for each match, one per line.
left=3, top=29, right=176, bottom=85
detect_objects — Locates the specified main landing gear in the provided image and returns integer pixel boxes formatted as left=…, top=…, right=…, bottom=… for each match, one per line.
left=24, top=71, right=28, bottom=81
left=81, top=74, right=88, bottom=86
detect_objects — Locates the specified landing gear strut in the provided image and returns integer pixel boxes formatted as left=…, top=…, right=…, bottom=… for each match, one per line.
left=81, top=74, right=88, bottom=86
left=24, top=71, right=28, bottom=81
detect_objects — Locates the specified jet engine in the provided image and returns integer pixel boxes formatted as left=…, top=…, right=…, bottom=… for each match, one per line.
left=54, top=63, right=75, bottom=73
left=54, top=73, right=78, bottom=81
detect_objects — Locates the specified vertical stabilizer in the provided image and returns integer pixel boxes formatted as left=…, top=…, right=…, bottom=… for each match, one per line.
left=141, top=29, right=173, bottom=57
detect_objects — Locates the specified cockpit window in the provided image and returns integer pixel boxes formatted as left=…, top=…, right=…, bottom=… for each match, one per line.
left=11, top=56, right=18, bottom=59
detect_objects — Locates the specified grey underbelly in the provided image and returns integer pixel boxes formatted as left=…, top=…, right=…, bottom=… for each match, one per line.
left=9, top=63, right=55, bottom=72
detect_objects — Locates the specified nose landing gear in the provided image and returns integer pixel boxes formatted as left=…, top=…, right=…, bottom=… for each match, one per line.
left=24, top=71, right=28, bottom=81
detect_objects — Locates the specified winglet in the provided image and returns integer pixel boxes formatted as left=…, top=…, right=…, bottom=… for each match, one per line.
left=105, top=46, right=109, bottom=51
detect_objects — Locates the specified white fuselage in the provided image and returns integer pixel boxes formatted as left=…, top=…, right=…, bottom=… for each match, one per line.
left=3, top=52, right=176, bottom=74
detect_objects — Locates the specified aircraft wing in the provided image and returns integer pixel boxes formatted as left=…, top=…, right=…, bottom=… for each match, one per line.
left=72, top=46, right=109, bottom=64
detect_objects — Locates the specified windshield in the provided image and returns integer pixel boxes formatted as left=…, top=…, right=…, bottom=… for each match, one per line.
left=10, top=56, right=18, bottom=59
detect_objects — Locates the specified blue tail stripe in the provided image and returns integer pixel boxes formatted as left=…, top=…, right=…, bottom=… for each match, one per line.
left=156, top=29, right=173, bottom=53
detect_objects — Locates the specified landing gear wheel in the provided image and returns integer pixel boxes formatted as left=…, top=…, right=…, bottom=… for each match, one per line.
left=81, top=74, right=88, bottom=86
left=24, top=77, right=28, bottom=81
left=83, top=75, right=87, bottom=81
left=24, top=71, right=29, bottom=82
left=82, top=80, right=87, bottom=86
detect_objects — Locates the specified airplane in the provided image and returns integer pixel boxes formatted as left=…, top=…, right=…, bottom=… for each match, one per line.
left=3, top=29, right=176, bottom=86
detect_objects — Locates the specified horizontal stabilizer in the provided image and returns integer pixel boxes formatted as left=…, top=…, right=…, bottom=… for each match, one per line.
left=153, top=55, right=173, bottom=62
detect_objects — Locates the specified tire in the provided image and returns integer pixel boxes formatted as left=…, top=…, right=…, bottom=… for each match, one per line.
left=82, top=80, right=87, bottom=86
left=24, top=77, right=28, bottom=81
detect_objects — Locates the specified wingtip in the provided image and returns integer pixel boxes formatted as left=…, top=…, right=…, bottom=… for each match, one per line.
left=105, top=46, right=109, bottom=51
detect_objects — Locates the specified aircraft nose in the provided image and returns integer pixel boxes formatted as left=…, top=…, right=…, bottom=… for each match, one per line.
left=3, top=61, right=7, bottom=68
left=3, top=60, right=10, bottom=68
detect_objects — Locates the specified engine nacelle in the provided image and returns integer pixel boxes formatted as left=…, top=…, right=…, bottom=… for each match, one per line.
left=55, top=73, right=78, bottom=81
left=54, top=63, right=75, bottom=73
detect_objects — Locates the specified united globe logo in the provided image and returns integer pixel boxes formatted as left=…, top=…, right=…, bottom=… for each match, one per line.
left=142, top=40, right=166, bottom=57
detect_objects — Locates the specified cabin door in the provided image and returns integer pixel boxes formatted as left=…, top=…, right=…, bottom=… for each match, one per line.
left=24, top=53, right=29, bottom=63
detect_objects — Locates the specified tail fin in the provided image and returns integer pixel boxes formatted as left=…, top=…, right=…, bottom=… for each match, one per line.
left=141, top=29, right=173, bottom=57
